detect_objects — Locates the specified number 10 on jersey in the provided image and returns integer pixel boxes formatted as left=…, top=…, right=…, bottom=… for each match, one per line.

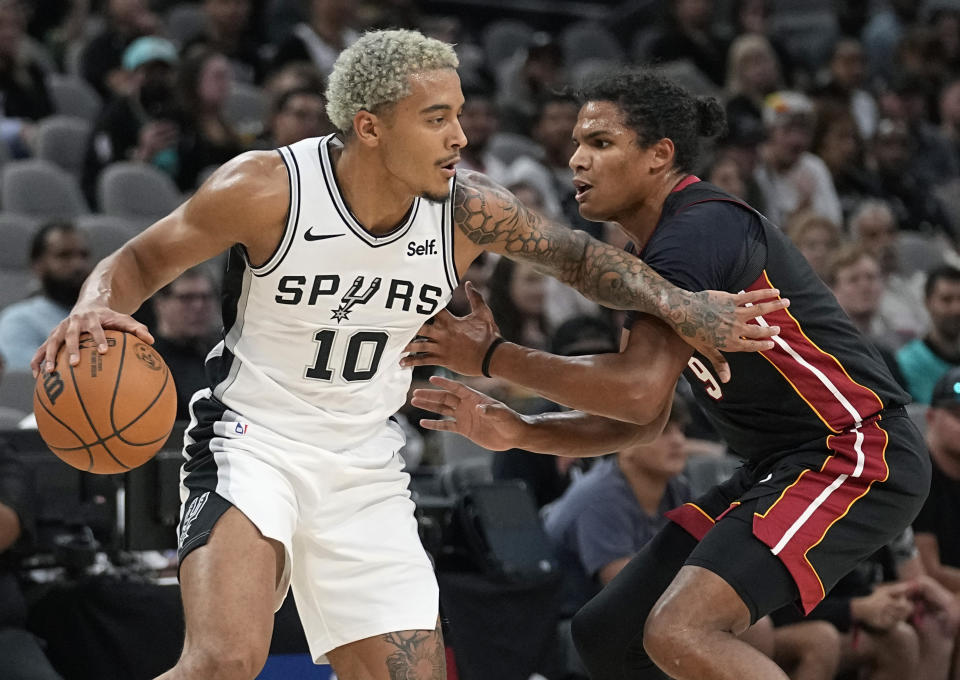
left=305, top=329, right=389, bottom=382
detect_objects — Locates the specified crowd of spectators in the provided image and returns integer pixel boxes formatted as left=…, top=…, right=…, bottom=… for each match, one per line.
left=4, top=0, right=960, bottom=678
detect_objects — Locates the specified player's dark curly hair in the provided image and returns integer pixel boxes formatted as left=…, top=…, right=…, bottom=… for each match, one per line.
left=577, top=68, right=726, bottom=174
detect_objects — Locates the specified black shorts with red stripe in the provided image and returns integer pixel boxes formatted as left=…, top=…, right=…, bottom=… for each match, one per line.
left=668, top=409, right=930, bottom=620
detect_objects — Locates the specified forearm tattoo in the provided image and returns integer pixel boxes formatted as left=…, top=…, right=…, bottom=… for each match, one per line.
left=382, top=630, right=445, bottom=680
left=453, top=172, right=740, bottom=349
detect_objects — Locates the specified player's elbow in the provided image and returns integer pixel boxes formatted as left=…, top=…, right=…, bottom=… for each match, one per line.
left=619, top=382, right=670, bottom=425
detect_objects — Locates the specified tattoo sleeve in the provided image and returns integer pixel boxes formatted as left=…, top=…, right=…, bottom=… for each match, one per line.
left=453, top=170, right=680, bottom=315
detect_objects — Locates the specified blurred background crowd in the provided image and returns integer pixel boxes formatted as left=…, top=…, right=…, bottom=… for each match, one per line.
left=4, top=0, right=960, bottom=679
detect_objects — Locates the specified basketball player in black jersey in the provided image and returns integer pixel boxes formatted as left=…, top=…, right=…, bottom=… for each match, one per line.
left=404, top=69, right=931, bottom=680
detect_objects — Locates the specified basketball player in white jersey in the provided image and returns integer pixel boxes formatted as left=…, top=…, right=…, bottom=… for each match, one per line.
left=31, top=30, right=786, bottom=680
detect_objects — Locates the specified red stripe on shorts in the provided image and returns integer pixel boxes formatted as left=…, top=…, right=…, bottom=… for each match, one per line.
left=752, top=421, right=890, bottom=612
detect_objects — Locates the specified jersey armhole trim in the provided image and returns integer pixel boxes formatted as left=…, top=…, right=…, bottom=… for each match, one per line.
left=441, top=174, right=460, bottom=292
left=250, top=146, right=301, bottom=278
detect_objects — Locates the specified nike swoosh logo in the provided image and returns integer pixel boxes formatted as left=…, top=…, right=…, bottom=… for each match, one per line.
left=760, top=473, right=773, bottom=484
left=304, top=228, right=344, bottom=241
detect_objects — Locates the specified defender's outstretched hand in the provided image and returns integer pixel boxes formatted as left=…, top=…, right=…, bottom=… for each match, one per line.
left=673, top=288, right=789, bottom=383
left=30, top=304, right=154, bottom=377
left=401, top=282, right=500, bottom=376
left=411, top=376, right=525, bottom=451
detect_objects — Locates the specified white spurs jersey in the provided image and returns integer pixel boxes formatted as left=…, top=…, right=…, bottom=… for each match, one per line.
left=205, top=135, right=459, bottom=449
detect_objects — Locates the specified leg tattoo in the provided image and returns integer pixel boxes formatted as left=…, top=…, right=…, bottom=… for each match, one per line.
left=382, top=629, right=445, bottom=680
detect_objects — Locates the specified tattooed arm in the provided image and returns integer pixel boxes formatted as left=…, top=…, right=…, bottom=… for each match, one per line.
left=452, top=170, right=787, bottom=382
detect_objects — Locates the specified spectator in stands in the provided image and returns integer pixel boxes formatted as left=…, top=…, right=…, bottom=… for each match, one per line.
left=543, top=395, right=692, bottom=615
left=940, top=78, right=960, bottom=175
left=706, top=151, right=749, bottom=202
left=0, top=438, right=63, bottom=680
left=183, top=0, right=266, bottom=85
left=271, top=0, right=358, bottom=78
left=79, top=0, right=158, bottom=99
left=862, top=0, right=919, bottom=84
left=487, top=257, right=550, bottom=351
left=825, top=244, right=906, bottom=385
left=728, top=0, right=798, bottom=86
left=0, top=221, right=90, bottom=371
left=493, top=316, right=618, bottom=509
left=773, top=529, right=958, bottom=680
left=754, top=91, right=843, bottom=226
left=150, top=266, right=219, bottom=421
left=456, top=87, right=509, bottom=184
left=871, top=117, right=953, bottom=237
left=813, top=38, right=878, bottom=141
left=848, top=199, right=928, bottom=346
left=646, top=0, right=728, bottom=86
left=915, top=367, right=960, bottom=596
left=784, top=210, right=841, bottom=282
left=262, top=61, right=324, bottom=106
left=897, top=266, right=960, bottom=403
left=495, top=32, right=565, bottom=135
left=0, top=0, right=53, bottom=158
left=81, top=36, right=182, bottom=206
left=257, top=86, right=330, bottom=149
left=507, top=93, right=578, bottom=218
left=714, top=124, right=769, bottom=214
left=812, top=102, right=881, bottom=223
left=724, top=33, right=780, bottom=153
left=173, top=46, right=244, bottom=190
left=929, top=4, right=960, bottom=75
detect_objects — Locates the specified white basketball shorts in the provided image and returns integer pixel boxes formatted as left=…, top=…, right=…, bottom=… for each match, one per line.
left=177, top=390, right=439, bottom=662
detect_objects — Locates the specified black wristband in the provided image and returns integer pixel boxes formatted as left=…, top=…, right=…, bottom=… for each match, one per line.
left=481, top=337, right=505, bottom=378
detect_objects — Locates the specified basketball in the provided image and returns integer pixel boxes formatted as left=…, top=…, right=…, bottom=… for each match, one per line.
left=33, top=330, right=177, bottom=474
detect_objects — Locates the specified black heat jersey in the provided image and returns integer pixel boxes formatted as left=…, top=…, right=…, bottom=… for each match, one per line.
left=626, top=178, right=910, bottom=462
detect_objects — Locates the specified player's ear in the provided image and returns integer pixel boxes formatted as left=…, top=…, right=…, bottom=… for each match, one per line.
left=352, top=110, right=382, bottom=147
left=649, top=137, right=675, bottom=173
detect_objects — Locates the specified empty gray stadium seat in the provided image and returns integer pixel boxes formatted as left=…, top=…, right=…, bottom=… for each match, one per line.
left=0, top=213, right=41, bottom=269
left=76, top=214, right=140, bottom=264
left=1, top=160, right=89, bottom=219
left=0, top=406, right=27, bottom=430
left=561, top=21, right=624, bottom=66
left=96, top=162, right=182, bottom=224
left=487, top=132, right=544, bottom=166
left=482, top=19, right=535, bottom=69
left=684, top=454, right=741, bottom=497
left=437, top=429, right=492, bottom=466
left=224, top=83, right=268, bottom=135
left=165, top=3, right=207, bottom=47
left=439, top=457, right=495, bottom=496
left=0, top=371, right=36, bottom=414
left=35, top=116, right=92, bottom=179
left=47, top=73, right=103, bottom=123
left=896, top=232, right=946, bottom=278
left=0, top=270, right=37, bottom=311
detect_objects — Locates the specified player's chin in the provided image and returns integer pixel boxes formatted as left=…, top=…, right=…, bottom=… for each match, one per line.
left=420, top=184, right=450, bottom=204
left=576, top=200, right=607, bottom=222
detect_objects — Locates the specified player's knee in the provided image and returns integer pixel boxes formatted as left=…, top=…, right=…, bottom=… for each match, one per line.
left=181, top=642, right=269, bottom=680
left=643, top=603, right=694, bottom=668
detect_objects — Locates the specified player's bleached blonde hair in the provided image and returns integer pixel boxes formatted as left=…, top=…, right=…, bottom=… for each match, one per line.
left=326, top=29, right=459, bottom=133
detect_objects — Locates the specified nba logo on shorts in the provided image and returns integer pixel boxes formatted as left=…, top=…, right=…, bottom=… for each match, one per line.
left=179, top=492, right=210, bottom=548
left=234, top=422, right=248, bottom=435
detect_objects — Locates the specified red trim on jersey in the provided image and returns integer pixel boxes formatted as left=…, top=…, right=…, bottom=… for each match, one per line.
left=746, top=271, right=884, bottom=432
left=664, top=502, right=715, bottom=540
left=672, top=175, right=702, bottom=193
left=752, top=421, right=890, bottom=613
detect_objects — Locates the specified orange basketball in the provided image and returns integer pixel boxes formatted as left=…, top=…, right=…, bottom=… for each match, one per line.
left=33, top=330, right=177, bottom=474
